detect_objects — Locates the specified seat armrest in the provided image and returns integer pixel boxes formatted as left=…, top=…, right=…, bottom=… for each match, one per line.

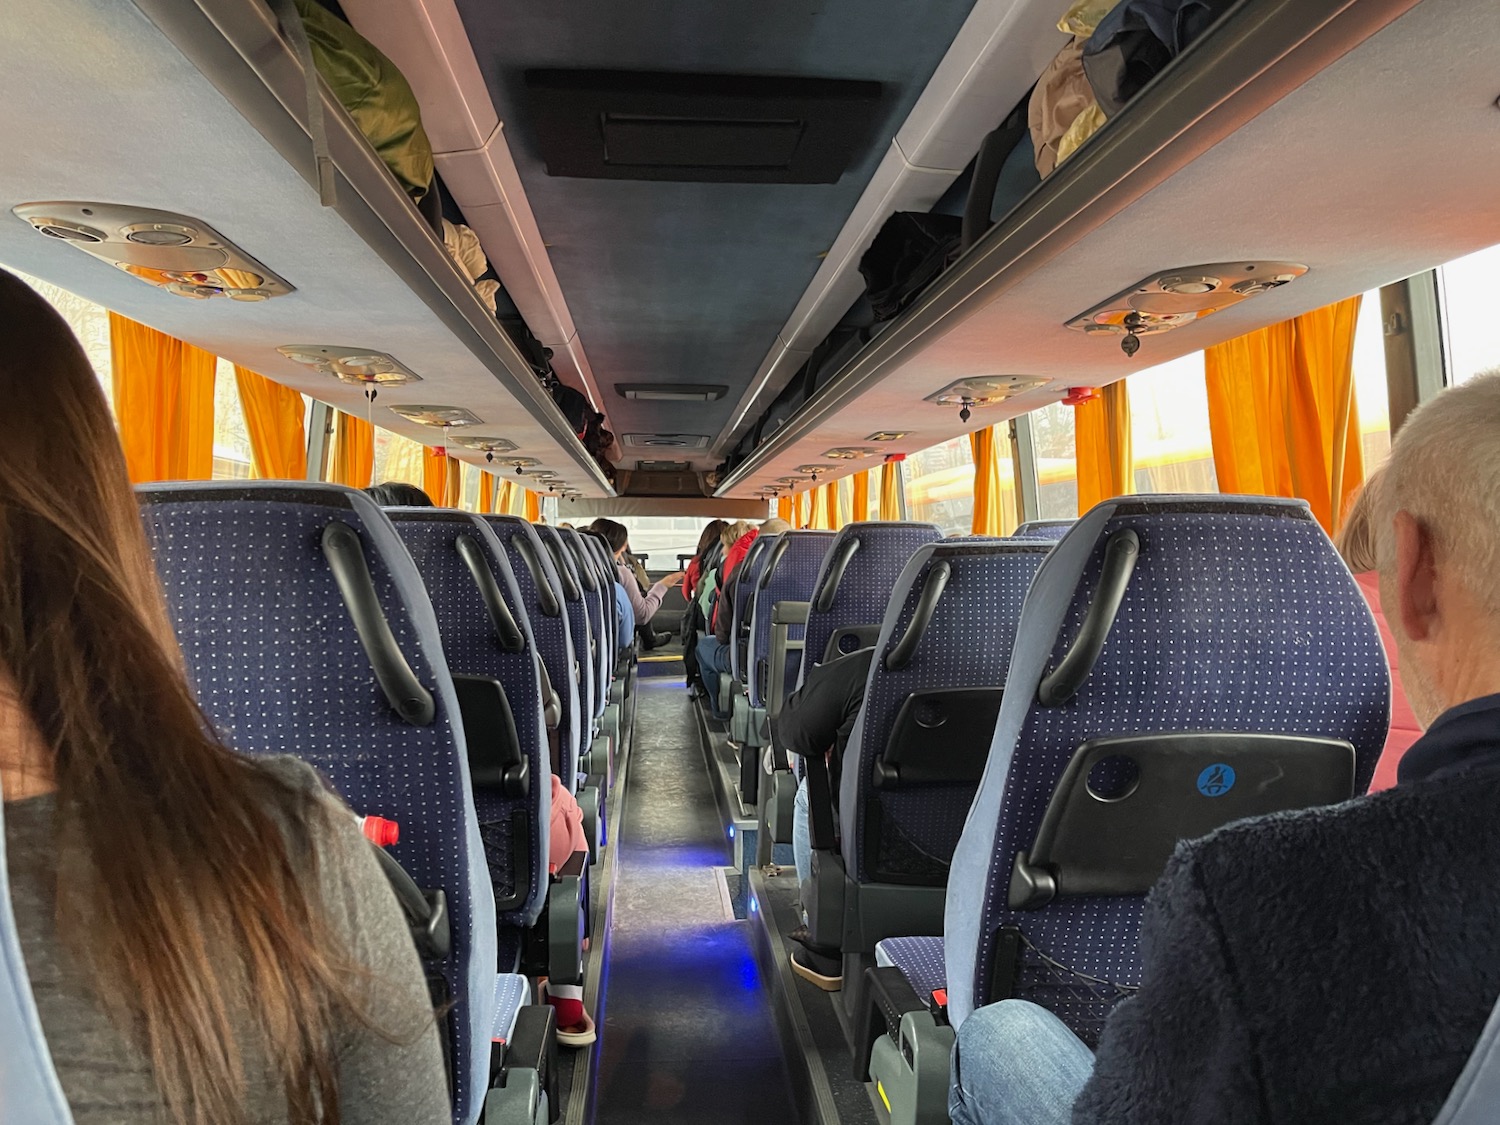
left=857, top=966, right=928, bottom=1081
left=489, top=1004, right=559, bottom=1124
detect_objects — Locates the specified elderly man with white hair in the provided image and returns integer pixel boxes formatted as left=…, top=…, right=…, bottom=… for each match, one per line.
left=948, top=372, right=1500, bottom=1125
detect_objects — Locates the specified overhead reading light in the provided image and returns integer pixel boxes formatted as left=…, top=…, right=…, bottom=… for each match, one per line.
left=506, top=458, right=540, bottom=476
left=777, top=476, right=806, bottom=486
left=926, top=376, right=1048, bottom=422
left=867, top=431, right=909, bottom=442
left=615, top=383, right=728, bottom=401
left=13, top=202, right=294, bottom=301
left=449, top=434, right=518, bottom=454
left=796, top=464, right=830, bottom=478
left=823, top=447, right=874, bottom=460
left=278, top=346, right=422, bottom=387
left=388, top=404, right=484, bottom=429
left=1067, top=261, right=1308, bottom=356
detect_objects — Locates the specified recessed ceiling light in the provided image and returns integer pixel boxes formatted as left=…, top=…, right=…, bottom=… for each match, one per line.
left=278, top=345, right=423, bottom=387
left=823, top=447, right=874, bottom=460
left=387, top=404, right=484, bottom=428
left=448, top=434, right=518, bottom=454
left=615, top=383, right=728, bottom=401
left=867, top=431, right=909, bottom=442
left=797, top=464, right=829, bottom=476
left=777, top=476, right=805, bottom=486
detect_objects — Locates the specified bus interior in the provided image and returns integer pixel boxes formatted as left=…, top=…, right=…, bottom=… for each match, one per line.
left=4, top=0, right=1500, bottom=1122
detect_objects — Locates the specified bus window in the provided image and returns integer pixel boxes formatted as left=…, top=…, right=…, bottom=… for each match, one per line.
left=211, top=359, right=253, bottom=481
left=906, top=434, right=985, bottom=535
left=13, top=271, right=112, bottom=406
left=1033, top=399, right=1080, bottom=520
left=1128, top=352, right=1216, bottom=495
left=583, top=515, right=719, bottom=565
left=1439, top=242, right=1500, bottom=386
left=1352, top=289, right=1391, bottom=467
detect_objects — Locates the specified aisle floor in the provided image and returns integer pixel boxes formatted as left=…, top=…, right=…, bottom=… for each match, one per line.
left=592, top=672, right=799, bottom=1125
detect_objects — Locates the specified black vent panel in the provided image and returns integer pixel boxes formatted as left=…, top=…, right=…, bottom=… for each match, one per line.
left=526, top=69, right=883, bottom=184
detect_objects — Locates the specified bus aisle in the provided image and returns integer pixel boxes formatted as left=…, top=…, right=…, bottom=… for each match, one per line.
left=591, top=649, right=798, bottom=1124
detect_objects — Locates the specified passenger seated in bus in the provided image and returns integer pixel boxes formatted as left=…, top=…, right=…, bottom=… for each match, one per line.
left=365, top=480, right=434, bottom=507
left=690, top=520, right=751, bottom=708
left=772, top=646, right=876, bottom=992
left=949, top=371, right=1500, bottom=1125
left=581, top=528, right=636, bottom=651
left=682, top=521, right=728, bottom=698
left=696, top=518, right=790, bottom=720
left=1337, top=469, right=1422, bottom=792
left=0, top=270, right=449, bottom=1124
left=587, top=518, right=683, bottom=634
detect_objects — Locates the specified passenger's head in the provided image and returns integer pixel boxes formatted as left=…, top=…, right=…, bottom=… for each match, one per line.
left=1335, top=468, right=1383, bottom=574
left=0, top=269, right=377, bottom=1125
left=364, top=480, right=433, bottom=507
left=1376, top=371, right=1500, bottom=724
left=760, top=517, right=791, bottom=536
left=588, top=517, right=630, bottom=556
left=722, top=520, right=753, bottom=548
left=695, top=519, right=728, bottom=557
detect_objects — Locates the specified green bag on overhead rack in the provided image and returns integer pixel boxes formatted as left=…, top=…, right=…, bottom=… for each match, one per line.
left=294, top=0, right=435, bottom=202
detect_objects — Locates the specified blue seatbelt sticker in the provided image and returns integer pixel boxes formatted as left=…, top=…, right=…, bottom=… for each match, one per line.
left=1197, top=764, right=1236, bottom=797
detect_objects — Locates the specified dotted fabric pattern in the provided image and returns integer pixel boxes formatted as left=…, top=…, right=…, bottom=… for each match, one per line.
left=581, top=536, right=619, bottom=656
left=1013, top=520, right=1074, bottom=541
left=491, top=973, right=530, bottom=1044
left=730, top=536, right=777, bottom=684
left=800, top=522, right=942, bottom=687
left=138, top=483, right=496, bottom=1125
left=748, top=531, right=835, bottom=708
left=483, top=517, right=584, bottom=791
left=877, top=936, right=947, bottom=1000
left=561, top=528, right=610, bottom=715
left=537, top=526, right=596, bottom=736
left=386, top=511, right=551, bottom=936
left=951, top=497, right=1391, bottom=1035
left=842, top=542, right=1051, bottom=883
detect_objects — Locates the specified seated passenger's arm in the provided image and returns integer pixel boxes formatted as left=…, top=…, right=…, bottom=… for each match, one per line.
left=775, top=668, right=843, bottom=761
left=316, top=800, right=452, bottom=1123
left=1074, top=846, right=1262, bottom=1125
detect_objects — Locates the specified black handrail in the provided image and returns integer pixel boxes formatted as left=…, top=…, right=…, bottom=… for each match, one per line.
left=883, top=559, right=951, bottom=672
left=543, top=537, right=581, bottom=601
left=321, top=521, right=435, bottom=725
left=455, top=533, right=526, bottom=653
left=1037, top=529, right=1140, bottom=707
left=814, top=535, right=862, bottom=612
left=564, top=539, right=597, bottom=592
left=759, top=536, right=791, bottom=591
left=514, top=532, right=561, bottom=618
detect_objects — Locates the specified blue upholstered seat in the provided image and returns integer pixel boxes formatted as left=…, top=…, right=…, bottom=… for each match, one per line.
left=747, top=530, right=835, bottom=709
left=560, top=528, right=612, bottom=714
left=729, top=535, right=778, bottom=686
left=0, top=795, right=74, bottom=1125
left=799, top=521, right=941, bottom=687
left=536, top=525, right=597, bottom=750
left=1012, top=519, right=1074, bottom=541
left=138, top=482, right=503, bottom=1125
left=940, top=496, right=1391, bottom=1038
left=383, top=509, right=552, bottom=952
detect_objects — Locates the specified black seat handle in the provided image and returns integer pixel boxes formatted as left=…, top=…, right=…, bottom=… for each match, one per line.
left=1037, top=529, right=1140, bottom=707
left=455, top=533, right=526, bottom=654
left=566, top=541, right=597, bottom=592
left=544, top=538, right=581, bottom=602
left=883, top=559, right=952, bottom=672
left=515, top=533, right=561, bottom=618
left=814, top=535, right=862, bottom=613
left=321, top=522, right=436, bottom=726
left=759, top=536, right=791, bottom=591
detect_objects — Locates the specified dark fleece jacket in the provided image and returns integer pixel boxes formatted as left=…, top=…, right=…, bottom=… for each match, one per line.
left=1075, top=694, right=1500, bottom=1124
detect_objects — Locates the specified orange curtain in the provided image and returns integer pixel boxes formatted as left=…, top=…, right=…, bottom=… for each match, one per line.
left=496, top=478, right=516, bottom=515
left=851, top=470, right=871, bottom=523
left=879, top=460, right=903, bottom=520
left=1205, top=296, right=1364, bottom=534
left=524, top=489, right=541, bottom=522
left=822, top=482, right=842, bottom=530
left=233, top=366, right=306, bottom=480
left=478, top=472, right=495, bottom=514
left=423, top=448, right=449, bottom=506
left=808, top=486, right=830, bottom=530
left=108, top=313, right=217, bottom=483
left=796, top=491, right=811, bottom=529
left=777, top=495, right=794, bottom=523
left=330, top=412, right=374, bottom=489
left=970, top=425, right=1015, bottom=535
left=445, top=457, right=462, bottom=508
left=1075, top=381, right=1133, bottom=513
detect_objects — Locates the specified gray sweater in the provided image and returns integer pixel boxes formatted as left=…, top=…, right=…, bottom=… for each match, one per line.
left=4, top=757, right=450, bottom=1124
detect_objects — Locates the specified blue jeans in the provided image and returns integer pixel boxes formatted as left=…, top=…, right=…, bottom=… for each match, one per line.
left=949, top=1000, right=1095, bottom=1125
left=696, top=635, right=733, bottom=719
left=792, top=775, right=811, bottom=918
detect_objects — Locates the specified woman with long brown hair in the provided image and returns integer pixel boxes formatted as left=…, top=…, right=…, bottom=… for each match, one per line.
left=0, top=269, right=448, bottom=1124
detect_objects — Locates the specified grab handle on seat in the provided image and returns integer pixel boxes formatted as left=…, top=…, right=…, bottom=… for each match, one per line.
left=321, top=521, right=435, bottom=726
left=1037, top=529, right=1139, bottom=707
left=814, top=536, right=861, bottom=612
left=883, top=560, right=952, bottom=672
left=455, top=533, right=525, bottom=653
left=515, top=533, right=561, bottom=618
left=567, top=542, right=597, bottom=592
left=759, top=536, right=791, bottom=591
left=544, top=538, right=581, bottom=602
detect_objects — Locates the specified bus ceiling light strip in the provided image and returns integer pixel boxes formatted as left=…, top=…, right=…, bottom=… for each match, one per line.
left=1067, top=262, right=1309, bottom=357
left=926, top=375, right=1049, bottom=423
left=277, top=346, right=421, bottom=387
left=13, top=203, right=294, bottom=302
left=386, top=404, right=485, bottom=429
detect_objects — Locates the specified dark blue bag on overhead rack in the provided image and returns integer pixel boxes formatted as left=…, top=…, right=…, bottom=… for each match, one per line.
left=1082, top=0, right=1237, bottom=115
